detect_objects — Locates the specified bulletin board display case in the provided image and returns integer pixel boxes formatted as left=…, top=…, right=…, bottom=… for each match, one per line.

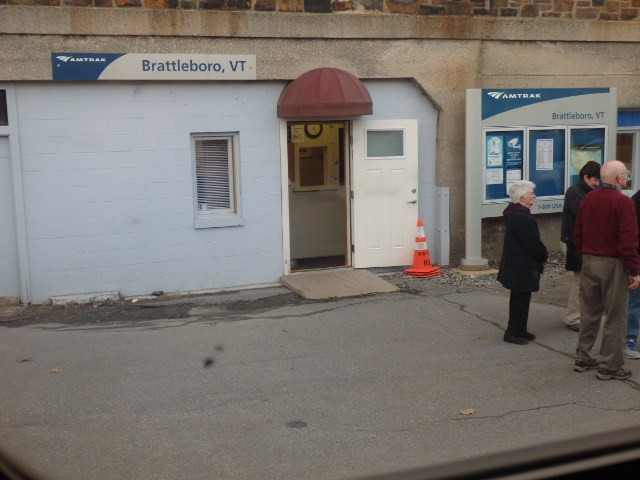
left=483, top=126, right=606, bottom=204
left=463, top=87, right=617, bottom=270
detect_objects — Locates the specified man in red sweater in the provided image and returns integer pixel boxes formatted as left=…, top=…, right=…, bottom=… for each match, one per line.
left=573, top=160, right=640, bottom=380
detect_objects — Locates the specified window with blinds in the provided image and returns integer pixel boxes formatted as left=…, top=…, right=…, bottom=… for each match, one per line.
left=0, top=90, right=7, bottom=126
left=192, top=133, right=243, bottom=228
left=195, top=137, right=234, bottom=212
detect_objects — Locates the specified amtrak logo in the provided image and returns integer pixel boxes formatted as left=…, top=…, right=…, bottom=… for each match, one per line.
left=487, top=91, right=542, bottom=100
left=56, top=55, right=107, bottom=63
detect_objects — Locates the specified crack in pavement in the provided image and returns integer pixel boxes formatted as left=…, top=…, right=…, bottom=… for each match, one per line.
left=438, top=292, right=574, bottom=357
left=437, top=292, right=640, bottom=391
left=353, top=401, right=640, bottom=434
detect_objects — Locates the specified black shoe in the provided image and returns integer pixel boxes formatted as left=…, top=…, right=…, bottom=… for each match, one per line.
left=574, top=358, right=599, bottom=372
left=503, top=333, right=529, bottom=345
left=524, top=331, right=536, bottom=341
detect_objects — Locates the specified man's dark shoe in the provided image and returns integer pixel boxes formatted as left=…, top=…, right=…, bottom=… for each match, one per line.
left=503, top=333, right=528, bottom=345
left=596, top=368, right=632, bottom=380
left=524, top=331, right=536, bottom=341
left=574, top=358, right=599, bottom=372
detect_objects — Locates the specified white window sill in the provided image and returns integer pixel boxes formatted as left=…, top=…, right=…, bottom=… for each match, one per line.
left=194, top=215, right=244, bottom=229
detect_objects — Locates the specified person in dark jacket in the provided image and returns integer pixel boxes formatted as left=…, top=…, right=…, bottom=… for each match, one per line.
left=625, top=188, right=640, bottom=360
left=560, top=161, right=601, bottom=332
left=497, top=180, right=549, bottom=345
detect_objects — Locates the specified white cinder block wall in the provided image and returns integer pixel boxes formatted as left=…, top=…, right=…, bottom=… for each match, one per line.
left=12, top=80, right=439, bottom=303
left=17, top=82, right=286, bottom=302
left=0, top=138, right=20, bottom=299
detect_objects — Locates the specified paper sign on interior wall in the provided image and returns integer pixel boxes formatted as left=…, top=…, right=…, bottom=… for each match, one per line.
left=536, top=139, right=554, bottom=170
left=486, top=168, right=504, bottom=185
left=487, top=136, right=504, bottom=167
left=52, top=53, right=257, bottom=81
left=506, top=169, right=522, bottom=195
left=290, top=125, right=305, bottom=143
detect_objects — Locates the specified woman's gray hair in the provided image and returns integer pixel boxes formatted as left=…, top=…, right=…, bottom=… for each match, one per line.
left=508, top=180, right=536, bottom=203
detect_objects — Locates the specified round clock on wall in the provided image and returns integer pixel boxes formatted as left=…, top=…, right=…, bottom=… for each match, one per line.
left=304, top=124, right=323, bottom=139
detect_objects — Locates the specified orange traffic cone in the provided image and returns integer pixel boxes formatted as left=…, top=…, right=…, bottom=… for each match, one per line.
left=404, top=219, right=441, bottom=278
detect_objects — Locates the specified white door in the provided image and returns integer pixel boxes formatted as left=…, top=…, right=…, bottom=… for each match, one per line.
left=0, top=137, right=20, bottom=299
left=351, top=119, right=419, bottom=268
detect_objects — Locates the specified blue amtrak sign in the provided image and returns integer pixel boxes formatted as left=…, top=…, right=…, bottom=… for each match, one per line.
left=481, top=88, right=610, bottom=121
left=52, top=53, right=257, bottom=81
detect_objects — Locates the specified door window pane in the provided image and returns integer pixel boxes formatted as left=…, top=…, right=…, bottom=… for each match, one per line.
left=617, top=132, right=637, bottom=190
left=366, top=130, right=403, bottom=158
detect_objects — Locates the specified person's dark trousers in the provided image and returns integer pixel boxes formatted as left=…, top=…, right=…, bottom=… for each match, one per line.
left=507, top=290, right=532, bottom=338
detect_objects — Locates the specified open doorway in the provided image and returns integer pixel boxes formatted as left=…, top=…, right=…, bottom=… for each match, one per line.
left=287, top=121, right=350, bottom=271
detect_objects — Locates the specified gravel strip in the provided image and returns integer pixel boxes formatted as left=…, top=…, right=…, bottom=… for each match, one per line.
left=383, top=253, right=564, bottom=285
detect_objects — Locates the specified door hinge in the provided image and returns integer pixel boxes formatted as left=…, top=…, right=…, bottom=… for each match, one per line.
left=351, top=244, right=355, bottom=253
left=350, top=191, right=354, bottom=199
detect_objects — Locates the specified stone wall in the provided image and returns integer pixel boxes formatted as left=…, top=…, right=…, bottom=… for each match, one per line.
left=2, top=0, right=640, bottom=21
left=1, top=0, right=639, bottom=21
left=482, top=214, right=562, bottom=261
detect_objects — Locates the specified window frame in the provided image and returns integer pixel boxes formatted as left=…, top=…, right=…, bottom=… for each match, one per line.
left=617, top=128, right=640, bottom=194
left=191, top=132, right=243, bottom=229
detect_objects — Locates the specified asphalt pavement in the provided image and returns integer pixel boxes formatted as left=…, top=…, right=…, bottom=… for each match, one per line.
left=1, top=277, right=640, bottom=480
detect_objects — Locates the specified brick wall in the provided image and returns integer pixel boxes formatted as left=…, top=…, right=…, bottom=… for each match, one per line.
left=2, top=0, right=639, bottom=21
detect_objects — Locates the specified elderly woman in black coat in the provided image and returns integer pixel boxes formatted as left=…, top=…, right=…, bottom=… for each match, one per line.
left=497, top=180, right=549, bottom=345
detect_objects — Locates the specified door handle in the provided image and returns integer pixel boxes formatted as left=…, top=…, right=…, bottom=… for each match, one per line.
left=407, top=200, right=417, bottom=204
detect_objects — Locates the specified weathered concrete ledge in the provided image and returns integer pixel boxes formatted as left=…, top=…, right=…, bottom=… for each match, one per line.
left=50, top=291, right=123, bottom=306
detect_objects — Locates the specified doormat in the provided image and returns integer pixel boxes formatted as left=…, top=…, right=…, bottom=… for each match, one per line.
left=280, top=269, right=399, bottom=300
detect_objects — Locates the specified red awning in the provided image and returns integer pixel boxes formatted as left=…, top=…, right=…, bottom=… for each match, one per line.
left=277, top=68, right=373, bottom=119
